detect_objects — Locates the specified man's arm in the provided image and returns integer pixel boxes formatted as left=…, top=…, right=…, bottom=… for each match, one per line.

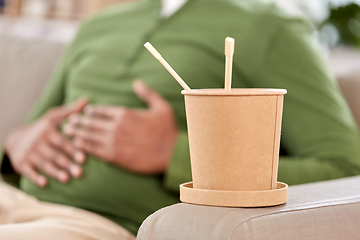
left=161, top=19, right=360, bottom=190
left=127, top=20, right=360, bottom=191
left=161, top=19, right=360, bottom=192
left=252, top=20, right=360, bottom=185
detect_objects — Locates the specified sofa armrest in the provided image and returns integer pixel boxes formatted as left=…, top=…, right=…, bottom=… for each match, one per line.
left=138, top=176, right=360, bottom=240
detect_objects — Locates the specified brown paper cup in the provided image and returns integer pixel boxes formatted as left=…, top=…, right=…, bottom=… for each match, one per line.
left=182, top=89, right=287, bottom=192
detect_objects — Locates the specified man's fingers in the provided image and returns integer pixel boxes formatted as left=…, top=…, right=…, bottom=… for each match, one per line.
left=83, top=105, right=120, bottom=119
left=29, top=153, right=69, bottom=183
left=36, top=141, right=82, bottom=178
left=47, top=129, right=85, bottom=164
left=22, top=164, right=47, bottom=187
left=69, top=97, right=89, bottom=113
left=67, top=114, right=112, bottom=132
left=133, top=80, right=167, bottom=111
left=73, top=137, right=107, bottom=160
left=73, top=137, right=95, bottom=153
left=47, top=97, right=88, bottom=125
left=64, top=124, right=107, bottom=144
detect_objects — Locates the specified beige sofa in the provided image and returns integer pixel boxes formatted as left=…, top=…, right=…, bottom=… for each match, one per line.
left=1, top=32, right=360, bottom=240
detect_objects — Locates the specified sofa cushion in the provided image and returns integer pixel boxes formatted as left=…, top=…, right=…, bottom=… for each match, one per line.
left=328, top=47, right=360, bottom=129
left=337, top=73, right=360, bottom=128
left=137, top=176, right=360, bottom=240
left=0, top=35, right=66, bottom=144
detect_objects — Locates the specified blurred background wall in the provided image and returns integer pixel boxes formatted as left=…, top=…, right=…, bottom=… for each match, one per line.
left=1, top=0, right=360, bottom=144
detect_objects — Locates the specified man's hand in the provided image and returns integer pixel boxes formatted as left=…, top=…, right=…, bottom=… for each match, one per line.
left=5, top=98, right=88, bottom=187
left=64, top=80, right=179, bottom=174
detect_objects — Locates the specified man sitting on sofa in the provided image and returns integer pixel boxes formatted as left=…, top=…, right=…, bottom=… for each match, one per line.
left=1, top=0, right=360, bottom=239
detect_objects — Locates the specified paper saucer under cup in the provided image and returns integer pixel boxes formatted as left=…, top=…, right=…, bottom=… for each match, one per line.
left=180, top=181, right=288, bottom=207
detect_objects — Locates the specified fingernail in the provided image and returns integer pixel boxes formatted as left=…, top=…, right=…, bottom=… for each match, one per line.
left=74, top=97, right=88, bottom=107
left=134, top=79, right=144, bottom=91
left=74, top=151, right=85, bottom=163
left=138, top=80, right=146, bottom=90
left=37, top=176, right=47, bottom=187
left=58, top=172, right=69, bottom=182
left=70, top=165, right=82, bottom=178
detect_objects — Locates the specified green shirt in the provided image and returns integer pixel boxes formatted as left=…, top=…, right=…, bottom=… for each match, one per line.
left=2, top=0, right=360, bottom=235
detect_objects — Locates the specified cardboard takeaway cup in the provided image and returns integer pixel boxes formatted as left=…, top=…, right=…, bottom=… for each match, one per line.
left=180, top=88, right=288, bottom=207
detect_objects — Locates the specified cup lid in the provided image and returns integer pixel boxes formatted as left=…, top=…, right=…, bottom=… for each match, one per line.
left=182, top=88, right=287, bottom=96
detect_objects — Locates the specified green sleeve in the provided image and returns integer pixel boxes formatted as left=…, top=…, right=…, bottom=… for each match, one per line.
left=164, top=20, right=360, bottom=190
left=254, top=21, right=360, bottom=185
left=164, top=131, right=192, bottom=192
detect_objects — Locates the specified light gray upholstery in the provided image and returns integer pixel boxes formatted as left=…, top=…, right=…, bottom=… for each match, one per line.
left=137, top=176, right=360, bottom=240
left=337, top=72, right=360, bottom=128
left=0, top=35, right=66, bottom=144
